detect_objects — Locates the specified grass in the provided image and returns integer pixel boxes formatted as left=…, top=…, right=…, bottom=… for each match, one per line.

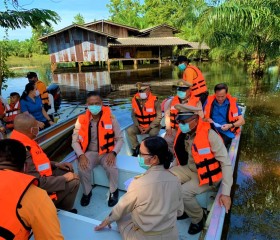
left=7, top=54, right=50, bottom=67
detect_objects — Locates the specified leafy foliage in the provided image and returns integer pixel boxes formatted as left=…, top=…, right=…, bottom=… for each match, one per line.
left=72, top=13, right=85, bottom=25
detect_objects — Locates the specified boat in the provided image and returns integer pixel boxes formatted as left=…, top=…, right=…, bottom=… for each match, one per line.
left=31, top=105, right=246, bottom=240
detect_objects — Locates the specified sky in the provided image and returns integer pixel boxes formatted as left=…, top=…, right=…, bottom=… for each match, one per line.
left=0, top=0, right=112, bottom=40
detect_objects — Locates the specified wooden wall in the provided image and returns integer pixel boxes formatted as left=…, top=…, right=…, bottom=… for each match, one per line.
left=47, top=28, right=108, bottom=63
left=87, top=23, right=129, bottom=37
left=148, top=27, right=174, bottom=37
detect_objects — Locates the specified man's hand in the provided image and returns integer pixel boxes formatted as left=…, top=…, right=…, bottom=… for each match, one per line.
left=37, top=121, right=45, bottom=129
left=56, top=162, right=74, bottom=172
left=142, top=126, right=151, bottom=134
left=0, top=127, right=5, bottom=133
left=94, top=218, right=111, bottom=231
left=49, top=121, right=55, bottom=125
left=165, top=128, right=172, bottom=136
left=106, top=152, right=116, bottom=167
left=79, top=154, right=90, bottom=171
left=63, top=172, right=79, bottom=182
left=219, top=194, right=231, bottom=213
left=221, top=124, right=231, bottom=131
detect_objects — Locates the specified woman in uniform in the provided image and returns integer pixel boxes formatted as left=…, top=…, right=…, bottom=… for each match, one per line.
left=95, top=136, right=183, bottom=239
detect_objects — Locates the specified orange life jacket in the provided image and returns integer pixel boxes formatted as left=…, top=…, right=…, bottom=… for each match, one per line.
left=0, top=170, right=38, bottom=240
left=204, top=94, right=240, bottom=134
left=169, top=95, right=200, bottom=129
left=36, top=80, right=49, bottom=105
left=183, top=65, right=207, bottom=96
left=4, top=101, right=20, bottom=129
left=78, top=106, right=115, bottom=154
left=131, top=93, right=157, bottom=128
left=10, top=130, right=57, bottom=200
left=174, top=120, right=222, bottom=186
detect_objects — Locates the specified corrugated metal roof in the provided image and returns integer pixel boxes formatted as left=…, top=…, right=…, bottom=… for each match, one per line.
left=39, top=25, right=117, bottom=41
left=84, top=19, right=139, bottom=32
left=108, top=37, right=209, bottom=48
left=140, top=24, right=180, bottom=34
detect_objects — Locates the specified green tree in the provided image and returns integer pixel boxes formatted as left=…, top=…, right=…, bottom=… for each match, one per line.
left=0, top=0, right=60, bottom=93
left=107, top=0, right=146, bottom=29
left=196, top=0, right=280, bottom=75
left=72, top=13, right=85, bottom=25
left=31, top=24, right=54, bottom=55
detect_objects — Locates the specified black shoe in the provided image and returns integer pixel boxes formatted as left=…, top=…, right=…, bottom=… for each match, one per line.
left=108, top=189, right=119, bottom=207
left=188, top=211, right=206, bottom=235
left=80, top=191, right=92, bottom=207
left=69, top=208, right=78, bottom=214
left=177, top=212, right=189, bottom=220
left=131, top=145, right=140, bottom=157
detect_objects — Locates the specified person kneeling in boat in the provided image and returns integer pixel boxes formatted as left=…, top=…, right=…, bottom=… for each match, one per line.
left=72, top=91, right=124, bottom=207
left=128, top=82, right=162, bottom=156
left=10, top=113, right=80, bottom=213
left=95, top=136, right=184, bottom=239
left=0, top=139, right=64, bottom=240
left=3, top=92, right=21, bottom=133
left=164, top=80, right=203, bottom=154
left=203, top=83, right=245, bottom=149
left=171, top=104, right=233, bottom=235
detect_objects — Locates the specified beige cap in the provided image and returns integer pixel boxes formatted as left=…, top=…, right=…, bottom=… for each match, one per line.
left=136, top=82, right=151, bottom=91
left=175, top=80, right=192, bottom=88
left=174, top=104, right=202, bottom=121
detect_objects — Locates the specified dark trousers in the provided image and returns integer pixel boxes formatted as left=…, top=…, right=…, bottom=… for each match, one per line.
left=195, top=91, right=209, bottom=106
left=219, top=132, right=233, bottom=150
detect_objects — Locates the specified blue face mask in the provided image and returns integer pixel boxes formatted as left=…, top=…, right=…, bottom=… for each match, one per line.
left=88, top=105, right=102, bottom=115
left=177, top=90, right=186, bottom=99
left=179, top=123, right=191, bottom=133
left=178, top=63, right=186, bottom=71
left=137, top=155, right=151, bottom=170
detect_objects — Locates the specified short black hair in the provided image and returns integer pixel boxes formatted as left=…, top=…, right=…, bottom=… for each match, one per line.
left=0, top=139, right=27, bottom=170
left=26, top=71, right=37, bottom=79
left=143, top=136, right=173, bottom=169
left=214, top=83, right=228, bottom=93
left=86, top=91, right=102, bottom=100
left=10, top=92, right=20, bottom=98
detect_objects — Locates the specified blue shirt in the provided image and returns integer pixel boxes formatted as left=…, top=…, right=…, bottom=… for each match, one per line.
left=204, top=98, right=241, bottom=139
left=20, top=96, right=46, bottom=122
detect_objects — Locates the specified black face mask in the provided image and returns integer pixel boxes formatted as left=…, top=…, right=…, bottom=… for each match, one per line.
left=28, top=79, right=35, bottom=84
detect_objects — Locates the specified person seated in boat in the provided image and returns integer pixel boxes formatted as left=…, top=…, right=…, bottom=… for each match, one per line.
left=0, top=139, right=64, bottom=240
left=10, top=113, right=80, bottom=213
left=127, top=82, right=162, bottom=156
left=95, top=136, right=184, bottom=239
left=20, top=82, right=54, bottom=130
left=72, top=91, right=124, bottom=207
left=3, top=92, right=21, bottom=133
left=164, top=80, right=203, bottom=154
left=0, top=95, right=5, bottom=120
left=176, top=55, right=209, bottom=105
left=26, top=71, right=50, bottom=112
left=203, top=83, right=245, bottom=149
left=170, top=104, right=233, bottom=235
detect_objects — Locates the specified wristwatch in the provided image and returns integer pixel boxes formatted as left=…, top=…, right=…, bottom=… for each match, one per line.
left=111, top=151, right=117, bottom=156
left=231, top=123, right=235, bottom=128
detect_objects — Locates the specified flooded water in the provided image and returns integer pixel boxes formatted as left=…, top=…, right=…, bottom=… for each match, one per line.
left=3, top=62, right=280, bottom=239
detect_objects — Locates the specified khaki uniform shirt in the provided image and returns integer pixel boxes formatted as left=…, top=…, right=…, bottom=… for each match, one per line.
left=185, top=129, right=233, bottom=196
left=109, top=165, right=184, bottom=232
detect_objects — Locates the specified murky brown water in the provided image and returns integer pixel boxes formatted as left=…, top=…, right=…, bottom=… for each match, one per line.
left=4, top=62, right=280, bottom=239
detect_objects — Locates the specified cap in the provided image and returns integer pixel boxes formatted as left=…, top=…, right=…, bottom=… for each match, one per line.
left=136, top=82, right=150, bottom=91
left=26, top=72, right=37, bottom=79
left=175, top=104, right=202, bottom=121
left=175, top=55, right=191, bottom=66
left=175, top=80, right=192, bottom=90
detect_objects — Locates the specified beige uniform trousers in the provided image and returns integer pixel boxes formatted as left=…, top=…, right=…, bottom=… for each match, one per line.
left=117, top=214, right=179, bottom=240
left=78, top=151, right=118, bottom=195
left=127, top=125, right=161, bottom=149
left=170, top=165, right=217, bottom=224
left=163, top=128, right=178, bottom=154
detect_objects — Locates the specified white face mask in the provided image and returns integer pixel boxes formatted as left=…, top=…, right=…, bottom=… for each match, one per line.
left=139, top=92, right=147, bottom=99
left=35, top=90, right=40, bottom=97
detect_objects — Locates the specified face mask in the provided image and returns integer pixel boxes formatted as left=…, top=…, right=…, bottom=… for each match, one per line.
left=178, top=63, right=186, bottom=71
left=139, top=92, right=147, bottom=99
left=177, top=90, right=186, bottom=99
left=28, top=79, right=35, bottom=84
left=35, top=90, right=40, bottom=96
left=31, top=127, right=40, bottom=137
left=179, top=123, right=191, bottom=133
left=137, top=155, right=151, bottom=170
left=88, top=105, right=102, bottom=115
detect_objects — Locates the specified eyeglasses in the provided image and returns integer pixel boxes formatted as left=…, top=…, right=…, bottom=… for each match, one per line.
left=88, top=103, right=101, bottom=106
left=176, top=118, right=196, bottom=124
left=139, top=152, right=152, bottom=157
